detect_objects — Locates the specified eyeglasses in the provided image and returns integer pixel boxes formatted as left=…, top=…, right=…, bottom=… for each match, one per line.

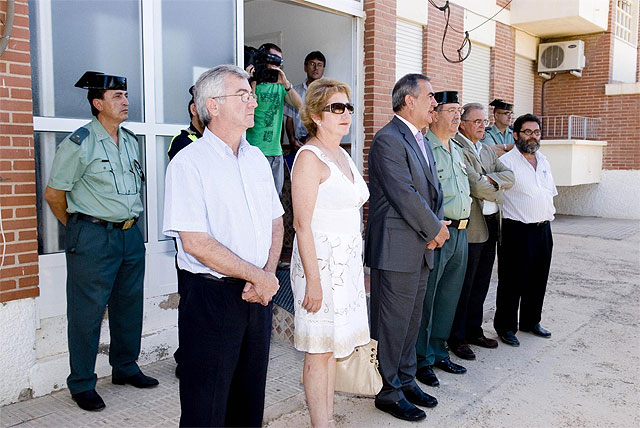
left=211, top=93, right=258, bottom=103
left=439, top=107, right=463, bottom=115
left=519, top=129, right=541, bottom=136
left=322, top=102, right=354, bottom=114
left=496, top=111, right=514, bottom=117
left=462, top=119, right=489, bottom=126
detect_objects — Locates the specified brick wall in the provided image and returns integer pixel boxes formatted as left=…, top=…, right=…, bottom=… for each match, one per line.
left=423, top=2, right=464, bottom=91
left=489, top=22, right=515, bottom=103
left=362, top=0, right=397, bottom=219
left=0, top=0, right=39, bottom=302
left=534, top=2, right=640, bottom=171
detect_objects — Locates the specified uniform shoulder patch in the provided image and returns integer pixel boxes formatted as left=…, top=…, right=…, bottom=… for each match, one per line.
left=68, top=127, right=90, bottom=145
left=122, top=126, right=138, bottom=141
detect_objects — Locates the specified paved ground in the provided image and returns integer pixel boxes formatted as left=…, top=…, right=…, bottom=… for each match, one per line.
left=1, top=215, right=638, bottom=427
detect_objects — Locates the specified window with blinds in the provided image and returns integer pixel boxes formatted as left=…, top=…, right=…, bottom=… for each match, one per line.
left=461, top=44, right=490, bottom=108
left=396, top=20, right=423, bottom=80
left=513, top=55, right=535, bottom=119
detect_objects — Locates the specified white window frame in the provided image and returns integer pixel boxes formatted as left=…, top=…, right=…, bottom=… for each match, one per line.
left=34, top=0, right=243, bottom=320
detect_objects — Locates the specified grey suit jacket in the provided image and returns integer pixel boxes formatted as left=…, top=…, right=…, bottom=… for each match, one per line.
left=454, top=133, right=514, bottom=243
left=365, top=116, right=444, bottom=272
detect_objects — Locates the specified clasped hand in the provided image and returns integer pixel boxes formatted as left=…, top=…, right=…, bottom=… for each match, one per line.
left=426, top=220, right=451, bottom=250
left=241, top=270, right=279, bottom=306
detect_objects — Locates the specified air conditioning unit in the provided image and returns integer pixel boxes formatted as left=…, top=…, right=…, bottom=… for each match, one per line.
left=537, top=40, right=585, bottom=73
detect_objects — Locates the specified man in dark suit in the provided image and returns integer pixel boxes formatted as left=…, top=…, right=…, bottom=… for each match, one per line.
left=366, top=74, right=449, bottom=422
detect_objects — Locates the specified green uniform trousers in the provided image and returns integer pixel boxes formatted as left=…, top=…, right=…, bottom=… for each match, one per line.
left=416, top=227, right=468, bottom=368
left=65, top=215, right=145, bottom=394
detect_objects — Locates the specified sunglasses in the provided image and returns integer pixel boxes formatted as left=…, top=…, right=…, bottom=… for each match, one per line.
left=322, top=102, right=354, bottom=114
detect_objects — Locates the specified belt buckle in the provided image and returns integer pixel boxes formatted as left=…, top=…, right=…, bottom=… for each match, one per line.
left=458, top=219, right=468, bottom=230
left=122, top=219, right=135, bottom=230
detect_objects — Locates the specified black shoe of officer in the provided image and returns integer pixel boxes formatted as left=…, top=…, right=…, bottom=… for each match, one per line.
left=71, top=389, right=106, bottom=412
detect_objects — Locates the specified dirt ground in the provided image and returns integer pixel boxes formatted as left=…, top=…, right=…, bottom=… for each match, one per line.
left=267, top=227, right=640, bottom=428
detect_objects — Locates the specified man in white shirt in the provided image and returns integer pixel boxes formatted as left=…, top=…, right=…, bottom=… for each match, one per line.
left=494, top=113, right=557, bottom=347
left=163, top=65, right=284, bottom=427
left=449, top=103, right=514, bottom=360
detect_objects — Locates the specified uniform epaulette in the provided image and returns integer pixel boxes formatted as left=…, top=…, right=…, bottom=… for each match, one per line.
left=485, top=126, right=492, bottom=132
left=451, top=138, right=465, bottom=149
left=68, top=127, right=90, bottom=145
left=122, top=126, right=138, bottom=141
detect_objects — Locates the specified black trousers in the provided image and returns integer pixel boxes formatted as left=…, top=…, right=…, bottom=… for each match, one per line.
left=178, top=270, right=272, bottom=428
left=450, top=214, right=499, bottom=342
left=494, top=219, right=553, bottom=334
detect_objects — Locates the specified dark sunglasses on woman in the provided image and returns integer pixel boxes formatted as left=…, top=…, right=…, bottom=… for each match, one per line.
left=322, top=102, right=355, bottom=114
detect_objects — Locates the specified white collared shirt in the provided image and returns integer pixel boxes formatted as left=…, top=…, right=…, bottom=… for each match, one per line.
left=499, top=148, right=557, bottom=223
left=163, top=127, right=284, bottom=277
left=395, top=114, right=431, bottom=165
left=458, top=133, right=499, bottom=215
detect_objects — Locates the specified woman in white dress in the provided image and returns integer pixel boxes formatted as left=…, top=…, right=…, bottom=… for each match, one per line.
left=290, top=78, right=370, bottom=427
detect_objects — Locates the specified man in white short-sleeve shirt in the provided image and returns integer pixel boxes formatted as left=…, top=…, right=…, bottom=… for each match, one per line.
left=494, top=113, right=556, bottom=348
left=163, top=65, right=284, bottom=428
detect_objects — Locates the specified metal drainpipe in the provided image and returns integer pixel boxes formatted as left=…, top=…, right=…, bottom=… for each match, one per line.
left=0, top=0, right=16, bottom=56
left=540, top=73, right=556, bottom=135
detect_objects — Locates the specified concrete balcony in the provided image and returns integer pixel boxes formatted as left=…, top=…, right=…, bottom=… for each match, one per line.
left=510, top=0, right=609, bottom=38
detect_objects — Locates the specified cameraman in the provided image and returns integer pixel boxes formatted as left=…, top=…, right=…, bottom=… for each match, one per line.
left=246, top=43, right=303, bottom=196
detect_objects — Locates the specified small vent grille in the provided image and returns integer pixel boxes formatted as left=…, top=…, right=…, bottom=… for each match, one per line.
left=540, top=45, right=564, bottom=69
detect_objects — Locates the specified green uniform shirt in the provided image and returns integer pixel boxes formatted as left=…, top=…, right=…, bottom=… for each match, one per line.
left=246, top=82, right=287, bottom=156
left=426, top=130, right=471, bottom=220
left=48, top=117, right=144, bottom=222
left=481, top=124, right=514, bottom=146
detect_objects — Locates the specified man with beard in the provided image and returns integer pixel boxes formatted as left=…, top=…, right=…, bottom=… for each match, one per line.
left=415, top=91, right=472, bottom=388
left=494, top=113, right=557, bottom=347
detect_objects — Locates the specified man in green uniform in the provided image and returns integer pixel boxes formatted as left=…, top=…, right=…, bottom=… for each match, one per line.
left=167, top=85, right=204, bottom=160
left=416, top=91, right=472, bottom=388
left=44, top=71, right=158, bottom=412
left=482, top=98, right=515, bottom=157
left=245, top=43, right=303, bottom=195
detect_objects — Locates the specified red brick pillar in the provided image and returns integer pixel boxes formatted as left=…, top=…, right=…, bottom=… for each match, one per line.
left=489, top=22, right=515, bottom=103
left=0, top=0, right=39, bottom=302
left=423, top=2, right=464, bottom=91
left=362, top=0, right=397, bottom=219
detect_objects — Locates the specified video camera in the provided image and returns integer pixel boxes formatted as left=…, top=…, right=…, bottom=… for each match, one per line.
left=244, top=46, right=283, bottom=84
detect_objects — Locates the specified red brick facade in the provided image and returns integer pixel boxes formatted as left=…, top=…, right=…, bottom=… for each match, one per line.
left=0, top=0, right=39, bottom=303
left=423, top=2, right=464, bottom=91
left=533, top=2, right=640, bottom=170
left=490, top=22, right=515, bottom=103
left=362, top=0, right=397, bottom=219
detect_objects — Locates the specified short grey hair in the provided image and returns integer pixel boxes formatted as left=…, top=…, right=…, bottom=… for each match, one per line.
left=461, top=103, right=485, bottom=120
left=392, top=73, right=430, bottom=113
left=194, top=65, right=250, bottom=125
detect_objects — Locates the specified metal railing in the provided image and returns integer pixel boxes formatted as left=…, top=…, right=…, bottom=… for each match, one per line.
left=540, top=115, right=601, bottom=140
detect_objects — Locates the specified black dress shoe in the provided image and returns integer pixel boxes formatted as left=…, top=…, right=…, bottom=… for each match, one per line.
left=375, top=398, right=426, bottom=422
left=71, top=389, right=105, bottom=412
left=498, top=331, right=520, bottom=347
left=449, top=342, right=476, bottom=360
left=112, top=371, right=159, bottom=388
left=468, top=335, right=499, bottom=349
left=416, top=366, right=439, bottom=387
left=434, top=357, right=467, bottom=374
left=403, top=386, right=438, bottom=408
left=520, top=323, right=551, bottom=338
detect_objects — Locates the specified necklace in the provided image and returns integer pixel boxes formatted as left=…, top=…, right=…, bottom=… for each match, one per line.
left=313, top=137, right=353, bottom=181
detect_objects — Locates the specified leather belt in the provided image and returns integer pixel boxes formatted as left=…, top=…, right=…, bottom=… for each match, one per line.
left=76, top=213, right=138, bottom=230
left=504, top=218, right=549, bottom=226
left=195, top=272, right=246, bottom=286
left=445, top=218, right=469, bottom=230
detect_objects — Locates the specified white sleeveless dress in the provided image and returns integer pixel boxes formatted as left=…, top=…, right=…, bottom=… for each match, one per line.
left=290, top=145, right=371, bottom=358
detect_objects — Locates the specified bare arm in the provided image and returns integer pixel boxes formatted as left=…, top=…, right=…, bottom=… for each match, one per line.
left=44, top=186, right=69, bottom=226
left=179, top=231, right=279, bottom=305
left=276, top=68, right=303, bottom=110
left=291, top=149, right=329, bottom=313
left=242, top=216, right=284, bottom=303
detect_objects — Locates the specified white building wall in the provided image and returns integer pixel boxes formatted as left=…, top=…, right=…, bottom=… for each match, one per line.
left=0, top=299, right=37, bottom=406
left=555, top=170, right=640, bottom=219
